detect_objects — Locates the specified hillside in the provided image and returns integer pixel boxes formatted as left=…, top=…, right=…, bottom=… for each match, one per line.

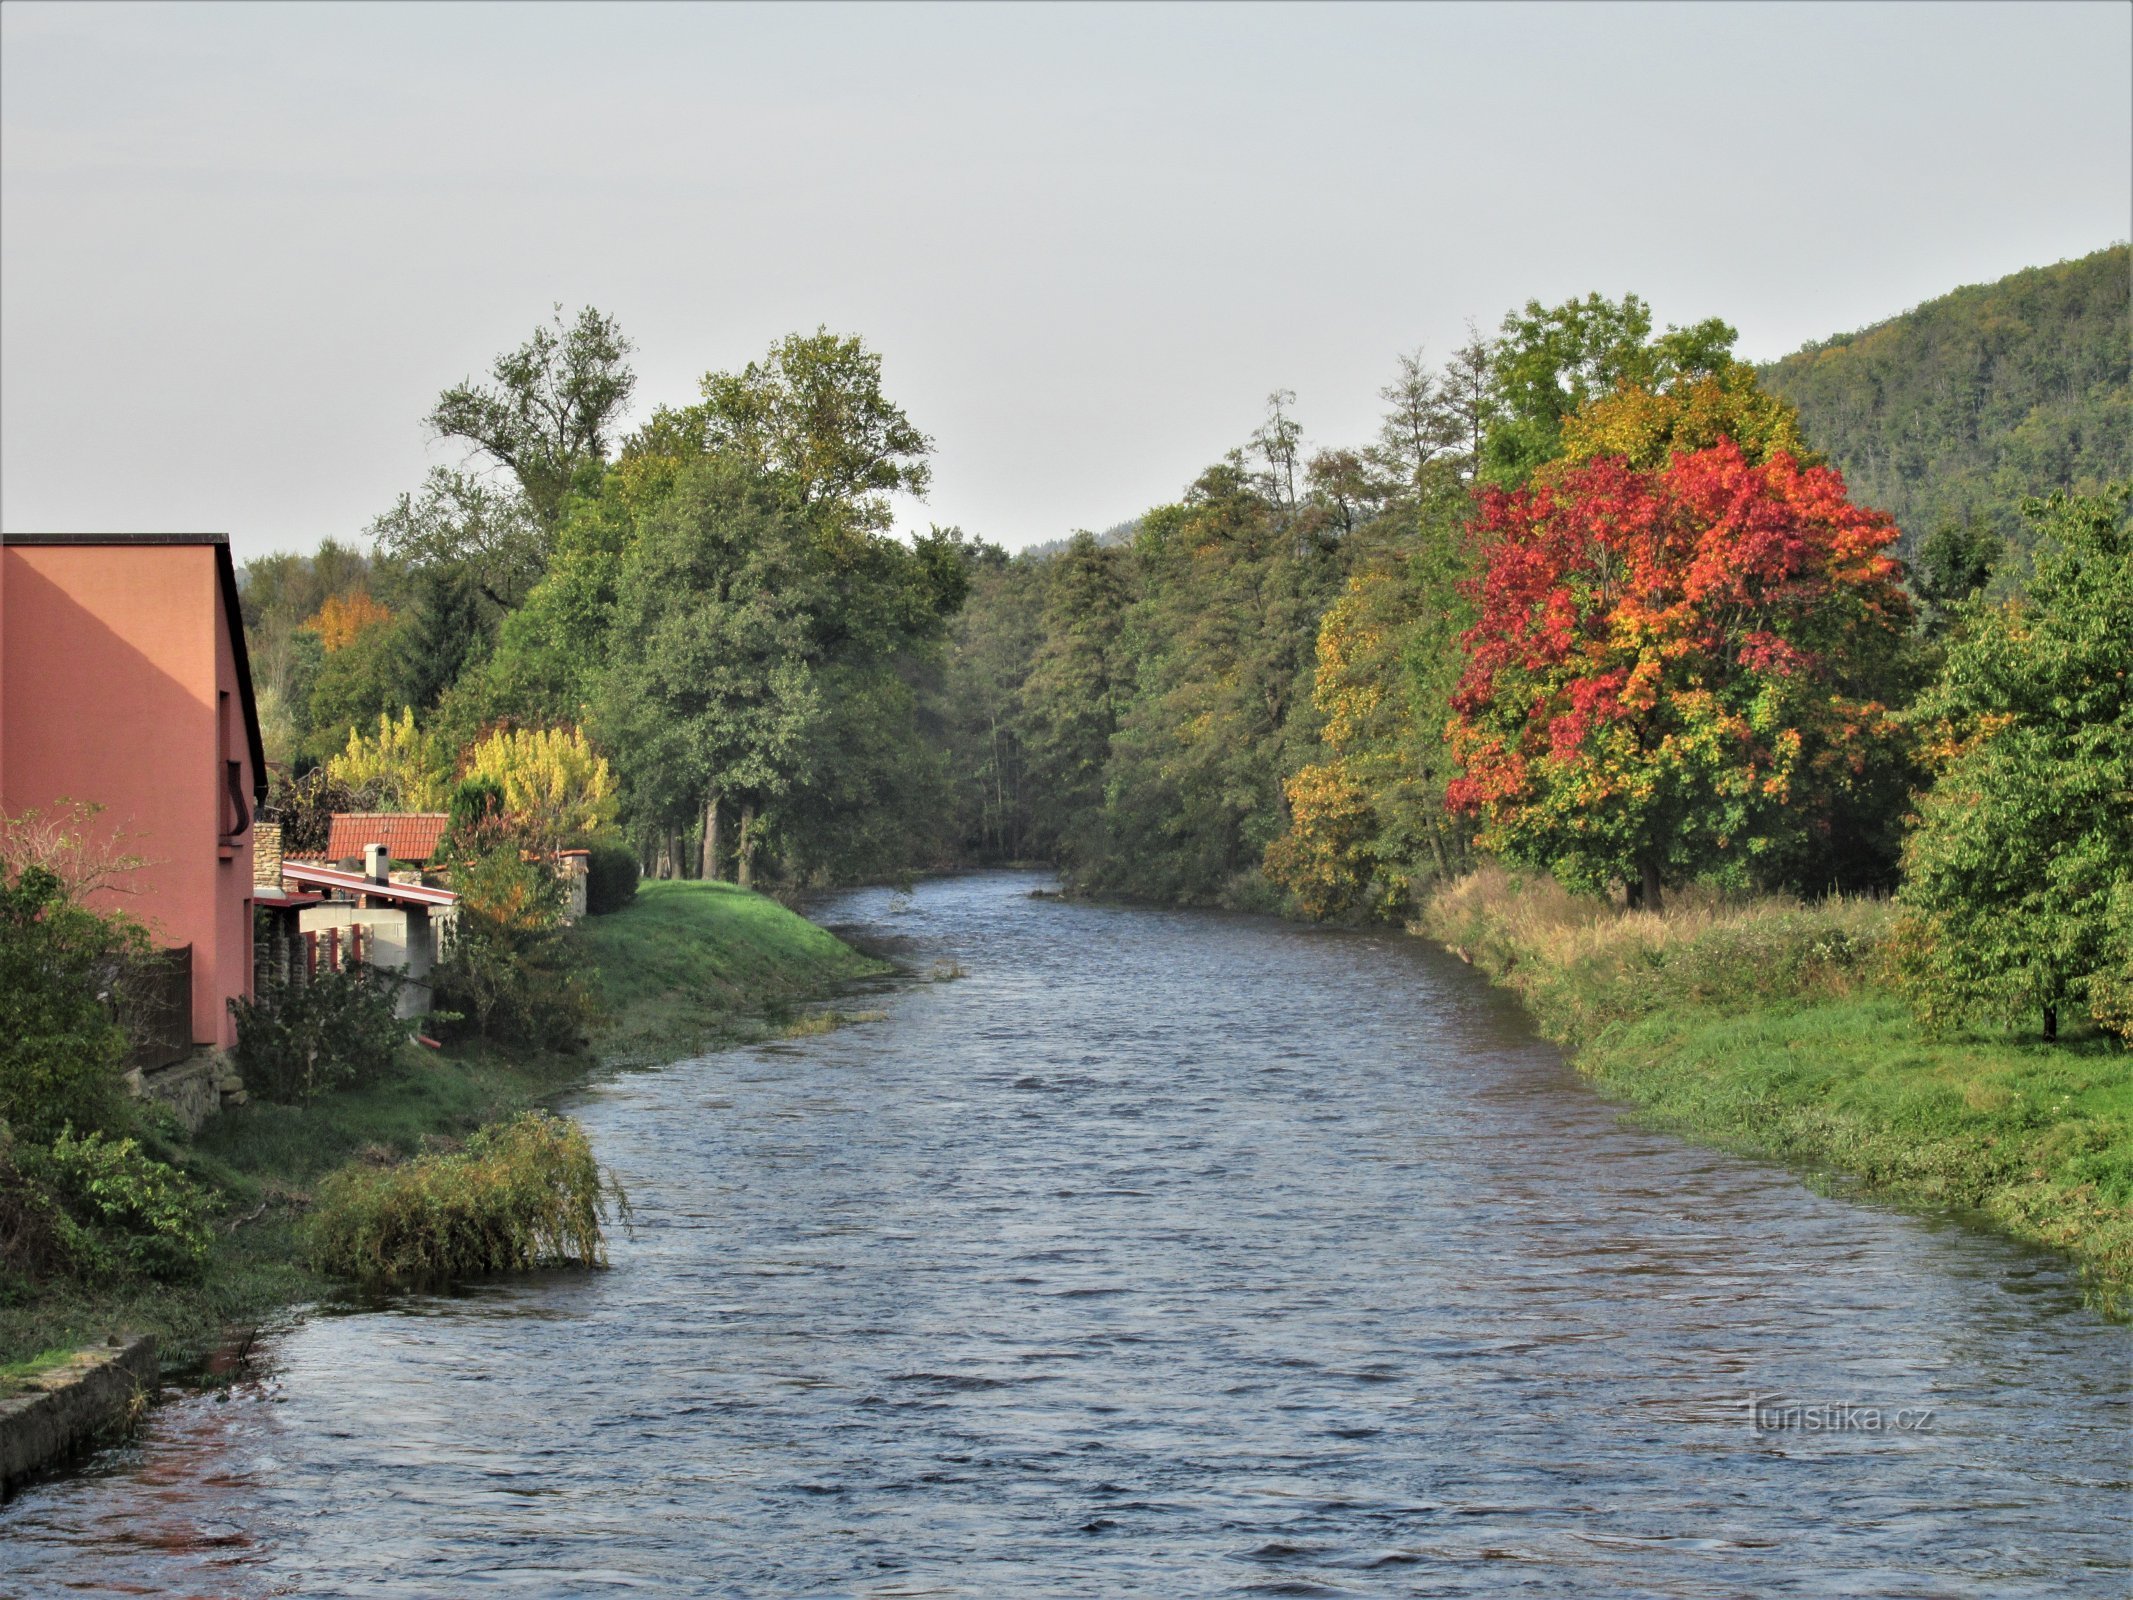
left=1758, top=244, right=2130, bottom=560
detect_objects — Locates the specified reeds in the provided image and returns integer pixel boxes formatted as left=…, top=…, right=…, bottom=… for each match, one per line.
left=302, top=1111, right=623, bottom=1285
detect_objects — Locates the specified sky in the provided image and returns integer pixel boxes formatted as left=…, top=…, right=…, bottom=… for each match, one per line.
left=2, top=1, right=2128, bottom=561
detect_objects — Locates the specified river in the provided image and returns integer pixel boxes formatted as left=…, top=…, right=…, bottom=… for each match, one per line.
left=2, top=872, right=2126, bottom=1597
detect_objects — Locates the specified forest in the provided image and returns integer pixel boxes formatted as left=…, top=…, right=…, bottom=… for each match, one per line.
left=241, top=245, right=2132, bottom=1044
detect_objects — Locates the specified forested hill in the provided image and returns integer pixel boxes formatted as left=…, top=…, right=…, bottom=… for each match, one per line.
left=1756, top=244, right=2130, bottom=558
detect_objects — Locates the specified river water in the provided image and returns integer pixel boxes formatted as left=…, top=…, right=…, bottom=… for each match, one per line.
left=3, top=872, right=2127, bottom=1597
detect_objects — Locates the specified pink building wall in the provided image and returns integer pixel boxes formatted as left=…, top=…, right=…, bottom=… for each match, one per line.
left=1, top=535, right=267, bottom=1050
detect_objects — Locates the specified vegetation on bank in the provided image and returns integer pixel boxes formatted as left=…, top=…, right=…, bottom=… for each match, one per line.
left=0, top=876, right=881, bottom=1376
left=303, top=1111, right=618, bottom=1284
left=1424, top=868, right=2132, bottom=1314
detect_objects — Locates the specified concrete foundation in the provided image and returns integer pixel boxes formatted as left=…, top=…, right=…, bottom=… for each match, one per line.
left=0, top=1335, right=159, bottom=1497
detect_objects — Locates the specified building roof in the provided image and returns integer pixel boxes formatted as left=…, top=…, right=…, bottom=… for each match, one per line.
left=325, top=812, right=451, bottom=863
left=279, top=861, right=458, bottom=908
left=0, top=532, right=267, bottom=804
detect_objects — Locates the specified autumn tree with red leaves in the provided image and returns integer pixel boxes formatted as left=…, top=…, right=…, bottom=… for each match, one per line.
left=1445, top=439, right=1914, bottom=907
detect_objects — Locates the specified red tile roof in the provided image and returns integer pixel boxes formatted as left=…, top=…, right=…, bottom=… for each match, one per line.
left=324, top=812, right=450, bottom=864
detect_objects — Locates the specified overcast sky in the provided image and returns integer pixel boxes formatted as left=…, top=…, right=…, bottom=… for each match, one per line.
left=2, top=1, right=2127, bottom=561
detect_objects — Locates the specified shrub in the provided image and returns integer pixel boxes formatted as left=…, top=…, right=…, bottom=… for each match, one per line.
left=17, top=1127, right=215, bottom=1282
left=432, top=845, right=597, bottom=1051
left=0, top=861, right=145, bottom=1143
left=302, top=1111, right=621, bottom=1284
left=1895, top=486, right=2132, bottom=1042
left=585, top=845, right=640, bottom=915
left=230, top=964, right=411, bottom=1105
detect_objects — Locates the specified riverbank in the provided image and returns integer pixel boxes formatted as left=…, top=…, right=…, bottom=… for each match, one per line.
left=0, top=881, right=887, bottom=1377
left=1421, top=867, right=2133, bottom=1315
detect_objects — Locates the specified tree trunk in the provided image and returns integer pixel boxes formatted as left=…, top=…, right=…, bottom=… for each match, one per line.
left=737, top=803, right=755, bottom=891
left=2043, top=1003, right=2059, bottom=1042
left=702, top=792, right=723, bottom=881
left=1638, top=859, right=1664, bottom=914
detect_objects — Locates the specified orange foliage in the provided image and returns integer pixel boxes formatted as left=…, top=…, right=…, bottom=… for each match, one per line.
left=306, top=592, right=393, bottom=651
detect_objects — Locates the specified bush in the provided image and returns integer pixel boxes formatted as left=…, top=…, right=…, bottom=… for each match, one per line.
left=0, top=863, right=144, bottom=1143
left=16, top=1127, right=215, bottom=1283
left=302, top=1111, right=621, bottom=1284
left=585, top=846, right=640, bottom=915
left=230, top=964, right=410, bottom=1104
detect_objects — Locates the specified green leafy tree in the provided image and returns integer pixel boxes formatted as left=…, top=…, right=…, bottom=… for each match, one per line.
left=597, top=459, right=824, bottom=884
left=1896, top=485, right=2133, bottom=1040
left=1018, top=532, right=1135, bottom=866
left=306, top=609, right=413, bottom=760
left=685, top=327, right=932, bottom=530
left=1910, top=513, right=2002, bottom=636
left=0, top=864, right=140, bottom=1143
left=427, top=305, right=637, bottom=528
left=1483, top=292, right=1736, bottom=485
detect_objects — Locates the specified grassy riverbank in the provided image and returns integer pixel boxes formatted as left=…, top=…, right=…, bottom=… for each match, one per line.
left=0, top=883, right=886, bottom=1377
left=1421, top=868, right=2133, bottom=1315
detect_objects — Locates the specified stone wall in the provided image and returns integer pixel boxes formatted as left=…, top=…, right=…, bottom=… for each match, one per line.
left=129, top=1047, right=243, bottom=1131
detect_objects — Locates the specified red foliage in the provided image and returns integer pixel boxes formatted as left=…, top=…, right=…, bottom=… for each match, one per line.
left=1444, top=438, right=1910, bottom=889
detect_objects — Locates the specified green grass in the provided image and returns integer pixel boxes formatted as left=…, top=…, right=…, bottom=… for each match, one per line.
left=1, top=1344, right=80, bottom=1392
left=574, top=880, right=888, bottom=1061
left=1423, top=867, right=2133, bottom=1315
left=0, top=881, right=885, bottom=1371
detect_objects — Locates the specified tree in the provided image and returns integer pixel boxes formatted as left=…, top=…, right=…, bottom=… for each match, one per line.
left=1446, top=439, right=1913, bottom=907
left=597, top=459, right=823, bottom=885
left=1910, top=513, right=2002, bottom=635
left=427, top=305, right=636, bottom=528
left=368, top=468, right=549, bottom=615
left=1557, top=360, right=1818, bottom=475
left=1483, top=292, right=1736, bottom=485
left=325, top=709, right=454, bottom=812
left=462, top=724, right=618, bottom=850
left=306, top=610, right=412, bottom=760
left=1895, top=485, right=2133, bottom=1040
left=1018, top=533, right=1134, bottom=863
left=1265, top=499, right=1479, bottom=918
left=654, top=327, right=932, bottom=532
left=1369, top=347, right=1466, bottom=494
left=306, top=592, right=393, bottom=651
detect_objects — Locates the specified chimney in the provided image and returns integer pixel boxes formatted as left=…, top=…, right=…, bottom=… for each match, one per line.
left=364, top=843, right=389, bottom=884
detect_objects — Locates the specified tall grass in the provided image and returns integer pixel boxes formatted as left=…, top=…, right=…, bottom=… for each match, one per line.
left=302, top=1112, right=623, bottom=1285
left=1421, top=866, right=2132, bottom=1315
left=1425, top=865, right=1890, bottom=1044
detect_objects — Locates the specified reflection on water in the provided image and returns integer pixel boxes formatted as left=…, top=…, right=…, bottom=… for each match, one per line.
left=4, top=873, right=2127, bottom=1597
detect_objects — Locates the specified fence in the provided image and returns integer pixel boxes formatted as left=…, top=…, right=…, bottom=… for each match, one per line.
left=122, top=944, right=194, bottom=1074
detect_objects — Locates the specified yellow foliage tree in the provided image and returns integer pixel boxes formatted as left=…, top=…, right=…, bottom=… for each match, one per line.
left=304, top=592, right=394, bottom=651
left=1265, top=561, right=1472, bottom=919
left=1558, top=360, right=1819, bottom=474
left=327, top=709, right=454, bottom=810
left=462, top=725, right=617, bottom=847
